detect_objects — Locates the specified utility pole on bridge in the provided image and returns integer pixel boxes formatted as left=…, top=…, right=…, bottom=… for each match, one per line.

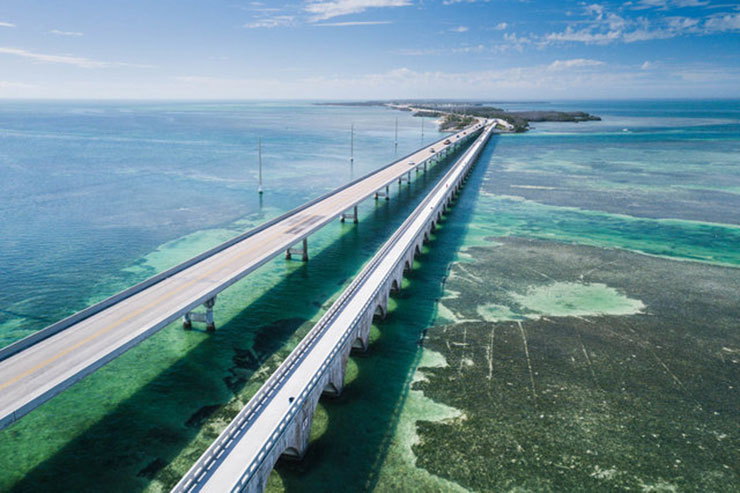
left=258, top=137, right=263, bottom=194
left=350, top=123, right=354, bottom=166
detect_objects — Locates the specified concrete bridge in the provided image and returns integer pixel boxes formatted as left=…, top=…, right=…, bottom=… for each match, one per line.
left=0, top=122, right=484, bottom=432
left=172, top=122, right=495, bottom=493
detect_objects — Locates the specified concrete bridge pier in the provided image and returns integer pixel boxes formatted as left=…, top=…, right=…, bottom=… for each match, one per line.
left=374, top=185, right=390, bottom=201
left=182, top=296, right=217, bottom=332
left=351, top=311, right=374, bottom=352
left=373, top=289, right=389, bottom=321
left=286, top=238, right=309, bottom=261
left=280, top=396, right=315, bottom=462
left=323, top=347, right=350, bottom=397
left=340, top=205, right=359, bottom=224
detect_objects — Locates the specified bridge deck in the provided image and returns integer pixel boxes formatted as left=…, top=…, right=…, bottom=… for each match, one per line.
left=174, top=123, right=494, bottom=492
left=0, top=124, right=481, bottom=431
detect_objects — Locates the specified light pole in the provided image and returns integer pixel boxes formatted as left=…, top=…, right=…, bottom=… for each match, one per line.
left=350, top=123, right=354, bottom=166
left=258, top=137, right=263, bottom=194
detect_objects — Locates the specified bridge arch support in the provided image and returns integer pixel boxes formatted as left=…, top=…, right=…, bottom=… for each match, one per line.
left=323, top=347, right=350, bottom=397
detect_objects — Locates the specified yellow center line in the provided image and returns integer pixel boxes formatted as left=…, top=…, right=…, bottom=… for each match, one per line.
left=0, top=212, right=322, bottom=391
left=0, top=132, right=463, bottom=392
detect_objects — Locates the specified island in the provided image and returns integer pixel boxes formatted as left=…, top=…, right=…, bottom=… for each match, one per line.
left=318, top=101, right=601, bottom=133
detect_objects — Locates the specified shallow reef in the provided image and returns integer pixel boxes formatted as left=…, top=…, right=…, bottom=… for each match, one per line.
left=414, top=237, right=740, bottom=492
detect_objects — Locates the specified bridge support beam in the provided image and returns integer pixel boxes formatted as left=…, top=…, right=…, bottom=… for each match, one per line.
left=375, top=185, right=390, bottom=201
left=183, top=296, right=217, bottom=332
left=286, top=238, right=308, bottom=261
left=340, top=205, right=358, bottom=224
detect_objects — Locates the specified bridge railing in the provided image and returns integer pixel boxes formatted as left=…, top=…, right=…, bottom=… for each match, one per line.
left=172, top=124, right=492, bottom=493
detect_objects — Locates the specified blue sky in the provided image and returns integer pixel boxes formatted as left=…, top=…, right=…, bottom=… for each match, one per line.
left=0, top=0, right=738, bottom=99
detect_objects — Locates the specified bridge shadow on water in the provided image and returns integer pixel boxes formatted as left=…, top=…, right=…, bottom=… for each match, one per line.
left=8, top=139, right=495, bottom=493
left=277, top=137, right=499, bottom=492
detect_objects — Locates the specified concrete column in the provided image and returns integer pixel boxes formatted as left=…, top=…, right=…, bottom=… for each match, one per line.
left=322, top=348, right=350, bottom=397
left=340, top=205, right=358, bottom=224
left=204, top=297, right=216, bottom=332
left=374, top=185, right=390, bottom=201
left=285, top=238, right=308, bottom=261
left=182, top=297, right=216, bottom=331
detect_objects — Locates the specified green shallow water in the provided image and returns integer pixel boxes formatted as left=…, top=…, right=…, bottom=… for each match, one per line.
left=1, top=100, right=740, bottom=492
left=509, top=281, right=645, bottom=319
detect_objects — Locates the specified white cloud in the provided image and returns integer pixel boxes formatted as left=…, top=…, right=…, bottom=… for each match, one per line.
left=315, top=20, right=393, bottom=26
left=0, top=47, right=151, bottom=69
left=304, top=63, right=739, bottom=99
left=673, top=0, right=709, bottom=6
left=0, top=21, right=15, bottom=28
left=393, top=47, right=445, bottom=56
left=450, top=25, right=469, bottom=32
left=547, top=58, right=605, bottom=70
left=304, top=0, right=412, bottom=22
left=294, top=64, right=638, bottom=99
left=704, top=12, right=740, bottom=32
left=49, top=29, right=84, bottom=37
left=6, top=61, right=740, bottom=99
left=584, top=4, right=606, bottom=20
left=451, top=43, right=485, bottom=53
left=641, top=61, right=653, bottom=69
left=633, top=0, right=709, bottom=10
left=672, top=67, right=739, bottom=82
left=244, top=15, right=296, bottom=28
left=0, top=80, right=34, bottom=89
left=443, top=0, right=490, bottom=4
left=493, top=22, right=508, bottom=30
left=501, top=32, right=534, bottom=52
left=541, top=3, right=725, bottom=45
left=545, top=25, right=622, bottom=44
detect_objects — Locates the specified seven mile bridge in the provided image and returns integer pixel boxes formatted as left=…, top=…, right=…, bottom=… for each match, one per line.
left=173, top=121, right=495, bottom=493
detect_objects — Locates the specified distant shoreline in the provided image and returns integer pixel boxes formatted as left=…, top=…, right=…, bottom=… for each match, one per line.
left=317, top=100, right=601, bottom=133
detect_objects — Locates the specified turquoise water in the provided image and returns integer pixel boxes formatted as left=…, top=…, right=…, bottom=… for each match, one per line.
left=0, top=101, right=442, bottom=347
left=0, top=100, right=739, bottom=491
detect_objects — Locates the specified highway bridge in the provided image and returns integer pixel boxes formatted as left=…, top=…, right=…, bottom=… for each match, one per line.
left=172, top=122, right=495, bottom=493
left=0, top=123, right=484, bottom=432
